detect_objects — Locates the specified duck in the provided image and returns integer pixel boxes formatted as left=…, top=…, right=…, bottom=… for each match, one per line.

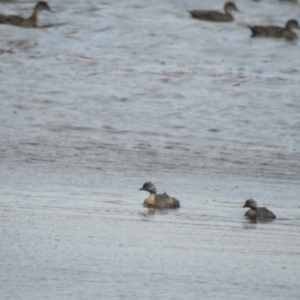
left=243, top=199, right=276, bottom=219
left=189, top=2, right=239, bottom=22
left=0, top=2, right=51, bottom=28
left=139, top=182, right=180, bottom=209
left=248, top=19, right=300, bottom=40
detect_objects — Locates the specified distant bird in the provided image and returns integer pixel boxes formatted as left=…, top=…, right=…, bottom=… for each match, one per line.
left=248, top=19, right=300, bottom=40
left=139, top=182, right=180, bottom=209
left=0, top=2, right=51, bottom=28
left=243, top=199, right=276, bottom=219
left=189, top=2, right=239, bottom=22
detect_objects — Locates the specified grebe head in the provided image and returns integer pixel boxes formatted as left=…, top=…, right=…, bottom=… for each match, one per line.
left=139, top=182, right=157, bottom=194
left=243, top=199, right=258, bottom=210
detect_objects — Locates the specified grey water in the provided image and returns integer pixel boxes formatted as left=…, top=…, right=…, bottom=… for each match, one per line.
left=1, top=0, right=300, bottom=299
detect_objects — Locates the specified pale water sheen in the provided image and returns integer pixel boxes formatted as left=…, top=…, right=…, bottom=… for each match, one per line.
left=1, top=0, right=300, bottom=299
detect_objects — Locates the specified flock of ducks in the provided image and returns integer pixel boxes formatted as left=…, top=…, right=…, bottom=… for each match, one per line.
left=0, top=2, right=285, bottom=219
left=189, top=1, right=300, bottom=40
left=140, top=182, right=276, bottom=220
left=0, top=1, right=299, bottom=40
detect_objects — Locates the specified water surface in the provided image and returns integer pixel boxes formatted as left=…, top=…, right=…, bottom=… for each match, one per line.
left=1, top=0, right=300, bottom=299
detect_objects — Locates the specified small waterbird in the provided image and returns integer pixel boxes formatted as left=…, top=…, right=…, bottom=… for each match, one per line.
left=243, top=199, right=276, bottom=219
left=248, top=19, right=300, bottom=40
left=0, top=2, right=51, bottom=28
left=189, top=2, right=239, bottom=22
left=139, top=182, right=180, bottom=209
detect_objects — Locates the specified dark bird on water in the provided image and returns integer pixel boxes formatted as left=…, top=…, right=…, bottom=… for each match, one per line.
left=189, top=2, right=239, bottom=22
left=0, top=2, right=51, bottom=28
left=248, top=19, right=300, bottom=40
left=139, top=182, right=180, bottom=209
left=243, top=199, right=276, bottom=219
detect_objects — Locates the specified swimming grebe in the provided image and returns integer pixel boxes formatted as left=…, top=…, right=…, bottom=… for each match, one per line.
left=243, top=199, right=276, bottom=219
left=189, top=2, right=239, bottom=22
left=139, top=182, right=180, bottom=209
left=248, top=19, right=300, bottom=40
left=0, top=2, right=51, bottom=28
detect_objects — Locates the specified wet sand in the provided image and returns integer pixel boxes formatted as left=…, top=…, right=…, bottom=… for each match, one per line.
left=1, top=0, right=300, bottom=299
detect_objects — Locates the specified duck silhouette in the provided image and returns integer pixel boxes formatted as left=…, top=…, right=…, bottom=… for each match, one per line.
left=189, top=2, right=239, bottom=22
left=0, top=2, right=51, bottom=28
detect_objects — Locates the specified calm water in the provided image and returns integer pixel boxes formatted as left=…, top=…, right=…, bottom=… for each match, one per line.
left=1, top=0, right=300, bottom=299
